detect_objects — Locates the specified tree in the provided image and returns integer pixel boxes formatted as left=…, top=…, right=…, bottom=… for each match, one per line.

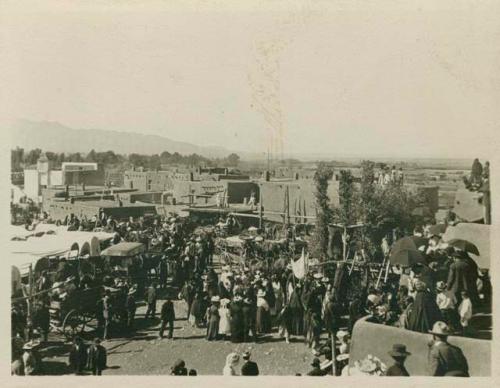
left=24, top=148, right=42, bottom=165
left=11, top=147, right=24, bottom=172
left=86, top=149, right=97, bottom=163
left=225, top=153, right=240, bottom=167
left=334, top=170, right=358, bottom=226
left=311, top=162, right=334, bottom=261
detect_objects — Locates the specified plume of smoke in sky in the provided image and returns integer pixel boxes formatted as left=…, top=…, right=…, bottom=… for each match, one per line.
left=247, top=1, right=316, bottom=161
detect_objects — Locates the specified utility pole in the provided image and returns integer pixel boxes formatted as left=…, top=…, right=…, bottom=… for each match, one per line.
left=329, top=223, right=365, bottom=261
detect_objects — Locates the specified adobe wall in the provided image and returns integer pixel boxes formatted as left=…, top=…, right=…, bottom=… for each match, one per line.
left=349, top=317, right=491, bottom=376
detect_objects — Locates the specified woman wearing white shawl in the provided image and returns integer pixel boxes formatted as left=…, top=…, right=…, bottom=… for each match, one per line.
left=222, top=352, right=240, bottom=376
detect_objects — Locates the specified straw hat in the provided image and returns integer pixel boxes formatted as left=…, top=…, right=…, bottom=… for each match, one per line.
left=22, top=340, right=41, bottom=351
left=313, top=273, right=322, bottom=280
left=254, top=236, right=264, bottom=242
left=211, top=296, right=221, bottom=303
left=436, top=281, right=446, bottom=292
left=429, top=321, right=452, bottom=336
left=336, top=354, right=350, bottom=361
left=336, top=330, right=349, bottom=340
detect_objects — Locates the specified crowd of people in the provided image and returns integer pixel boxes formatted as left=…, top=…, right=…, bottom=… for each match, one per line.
left=11, top=205, right=490, bottom=377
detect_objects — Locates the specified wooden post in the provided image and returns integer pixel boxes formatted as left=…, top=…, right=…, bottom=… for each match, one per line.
left=331, top=330, right=337, bottom=376
left=259, top=205, right=263, bottom=229
left=342, top=227, right=347, bottom=261
left=27, top=264, right=34, bottom=340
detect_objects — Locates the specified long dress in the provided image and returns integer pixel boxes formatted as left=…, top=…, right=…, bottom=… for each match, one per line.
left=255, top=297, right=270, bottom=334
left=218, top=305, right=231, bottom=337
left=190, top=295, right=204, bottom=327
left=229, top=302, right=244, bottom=343
left=407, top=290, right=443, bottom=333
left=206, top=305, right=220, bottom=340
left=271, top=282, right=283, bottom=316
left=288, top=289, right=304, bottom=336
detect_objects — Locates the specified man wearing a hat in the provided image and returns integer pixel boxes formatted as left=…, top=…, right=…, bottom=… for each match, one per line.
left=241, top=351, right=259, bottom=376
left=428, top=321, right=469, bottom=376
left=386, top=344, right=411, bottom=376
left=306, top=357, right=325, bottom=376
left=159, top=294, right=176, bottom=339
left=87, top=338, right=107, bottom=376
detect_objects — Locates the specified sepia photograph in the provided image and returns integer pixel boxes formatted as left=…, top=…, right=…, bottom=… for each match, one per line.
left=3, top=0, right=498, bottom=381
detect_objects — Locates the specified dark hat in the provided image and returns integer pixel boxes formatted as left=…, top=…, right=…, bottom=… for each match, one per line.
left=311, top=358, right=321, bottom=367
left=388, top=344, right=411, bottom=357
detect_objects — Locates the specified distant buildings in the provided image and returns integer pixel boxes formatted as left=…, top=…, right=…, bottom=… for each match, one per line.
left=23, top=153, right=105, bottom=202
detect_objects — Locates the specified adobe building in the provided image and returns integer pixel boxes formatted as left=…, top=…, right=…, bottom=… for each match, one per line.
left=24, top=154, right=105, bottom=203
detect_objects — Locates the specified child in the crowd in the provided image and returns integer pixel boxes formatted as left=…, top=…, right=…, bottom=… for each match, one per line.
left=435, top=281, right=458, bottom=331
left=458, top=291, right=473, bottom=336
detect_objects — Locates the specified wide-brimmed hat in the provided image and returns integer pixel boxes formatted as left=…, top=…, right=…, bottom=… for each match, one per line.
left=22, top=340, right=41, bottom=350
left=311, top=357, right=321, bottom=367
left=336, top=354, right=350, bottom=361
left=436, top=281, right=446, bottom=292
left=429, top=321, right=452, bottom=336
left=321, top=277, right=329, bottom=283
left=336, top=330, right=349, bottom=339
left=211, top=296, right=221, bottom=303
left=254, top=236, right=264, bottom=242
left=313, top=273, right=322, bottom=279
left=389, top=344, right=411, bottom=357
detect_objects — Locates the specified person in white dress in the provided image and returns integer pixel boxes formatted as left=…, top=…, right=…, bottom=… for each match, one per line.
left=218, top=298, right=231, bottom=340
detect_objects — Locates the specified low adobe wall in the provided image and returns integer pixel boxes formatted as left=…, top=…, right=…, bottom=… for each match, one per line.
left=349, top=317, right=491, bottom=376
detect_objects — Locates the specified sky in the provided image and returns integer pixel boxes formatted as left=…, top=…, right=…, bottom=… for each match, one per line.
left=1, top=1, right=499, bottom=159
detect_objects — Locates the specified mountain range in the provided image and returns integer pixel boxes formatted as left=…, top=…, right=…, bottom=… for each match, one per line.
left=9, top=119, right=239, bottom=158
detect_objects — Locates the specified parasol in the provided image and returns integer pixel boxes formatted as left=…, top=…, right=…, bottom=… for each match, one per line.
left=446, top=239, right=480, bottom=256
left=392, top=236, right=428, bottom=252
left=389, top=248, right=426, bottom=267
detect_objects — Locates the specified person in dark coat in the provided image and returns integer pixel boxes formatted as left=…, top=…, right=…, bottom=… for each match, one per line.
left=428, top=321, right=469, bottom=376
left=447, top=251, right=478, bottom=305
left=87, top=338, right=107, bottom=376
left=68, top=336, right=87, bottom=375
left=306, top=358, right=325, bottom=376
left=241, top=351, right=259, bottom=376
left=159, top=296, right=175, bottom=339
left=242, top=297, right=256, bottom=342
left=144, top=283, right=157, bottom=320
left=386, top=344, right=411, bottom=376
left=229, top=296, right=245, bottom=343
left=206, top=296, right=220, bottom=341
left=407, top=281, right=442, bottom=333
left=189, top=291, right=205, bottom=328
left=180, top=280, right=196, bottom=320
left=158, top=258, right=168, bottom=289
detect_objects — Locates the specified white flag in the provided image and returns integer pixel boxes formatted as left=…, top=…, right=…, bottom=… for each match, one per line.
left=292, top=248, right=307, bottom=279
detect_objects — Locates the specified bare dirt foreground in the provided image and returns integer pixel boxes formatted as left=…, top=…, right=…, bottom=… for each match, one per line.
left=43, top=298, right=322, bottom=376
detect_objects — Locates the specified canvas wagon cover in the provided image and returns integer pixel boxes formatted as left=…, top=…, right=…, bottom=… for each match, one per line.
left=101, top=242, right=145, bottom=257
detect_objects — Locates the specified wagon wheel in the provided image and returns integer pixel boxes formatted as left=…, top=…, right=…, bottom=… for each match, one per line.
left=62, top=309, right=92, bottom=341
